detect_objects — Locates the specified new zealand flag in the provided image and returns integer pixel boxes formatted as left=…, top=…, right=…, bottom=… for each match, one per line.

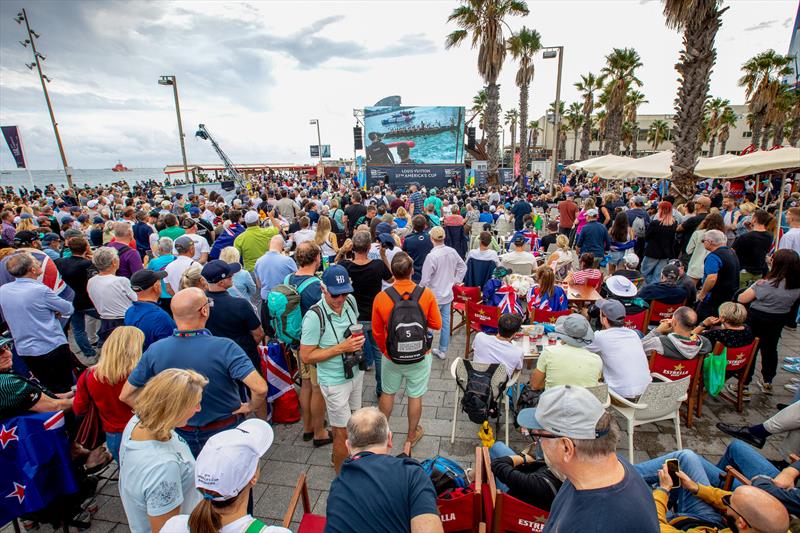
left=0, top=411, right=77, bottom=524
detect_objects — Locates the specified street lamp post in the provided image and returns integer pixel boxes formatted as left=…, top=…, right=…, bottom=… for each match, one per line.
left=158, top=75, right=191, bottom=192
left=15, top=9, right=73, bottom=189
left=309, top=119, right=323, bottom=165
left=543, top=46, right=564, bottom=194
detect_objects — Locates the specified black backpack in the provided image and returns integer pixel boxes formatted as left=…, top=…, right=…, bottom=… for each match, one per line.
left=386, top=285, right=430, bottom=365
left=459, top=361, right=504, bottom=424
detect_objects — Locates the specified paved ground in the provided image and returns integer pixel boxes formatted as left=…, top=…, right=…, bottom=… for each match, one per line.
left=4, top=324, right=799, bottom=532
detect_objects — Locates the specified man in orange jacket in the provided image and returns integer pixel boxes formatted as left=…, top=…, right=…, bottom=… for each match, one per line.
left=372, top=252, right=441, bottom=450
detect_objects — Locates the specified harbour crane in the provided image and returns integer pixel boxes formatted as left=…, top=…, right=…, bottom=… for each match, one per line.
left=194, top=124, right=244, bottom=187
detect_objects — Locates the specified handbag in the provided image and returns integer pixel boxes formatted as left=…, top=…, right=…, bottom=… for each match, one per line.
left=75, top=369, right=106, bottom=450
left=702, top=347, right=727, bottom=397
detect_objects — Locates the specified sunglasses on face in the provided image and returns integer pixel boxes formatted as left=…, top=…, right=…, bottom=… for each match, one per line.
left=198, top=298, right=214, bottom=313
left=722, top=494, right=751, bottom=528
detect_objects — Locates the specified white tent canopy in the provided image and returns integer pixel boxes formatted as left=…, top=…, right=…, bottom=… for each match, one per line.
left=567, top=154, right=634, bottom=173
left=693, top=147, right=800, bottom=178
left=597, top=150, right=674, bottom=180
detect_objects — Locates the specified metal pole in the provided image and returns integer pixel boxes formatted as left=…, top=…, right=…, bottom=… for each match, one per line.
left=22, top=9, right=72, bottom=189
left=776, top=171, right=787, bottom=244
left=170, top=76, right=192, bottom=194
left=550, top=46, right=564, bottom=195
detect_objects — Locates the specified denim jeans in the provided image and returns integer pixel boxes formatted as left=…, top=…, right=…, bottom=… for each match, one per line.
left=634, top=450, right=726, bottom=528
left=360, top=321, right=382, bottom=396
left=489, top=441, right=516, bottom=493
left=641, top=257, right=668, bottom=286
left=71, top=308, right=99, bottom=357
left=176, top=418, right=239, bottom=458
left=438, top=302, right=451, bottom=353
left=717, top=439, right=779, bottom=482
left=106, top=431, right=122, bottom=464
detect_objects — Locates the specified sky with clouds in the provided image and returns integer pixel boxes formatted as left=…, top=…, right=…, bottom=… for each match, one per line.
left=0, top=0, right=797, bottom=170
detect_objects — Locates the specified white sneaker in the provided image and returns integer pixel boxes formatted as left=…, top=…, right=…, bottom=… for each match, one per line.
left=432, top=349, right=447, bottom=360
left=791, top=377, right=800, bottom=384
left=724, top=382, right=752, bottom=401
left=785, top=383, right=800, bottom=393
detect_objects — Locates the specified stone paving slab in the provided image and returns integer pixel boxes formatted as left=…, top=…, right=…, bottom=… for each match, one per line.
left=4, top=325, right=798, bottom=532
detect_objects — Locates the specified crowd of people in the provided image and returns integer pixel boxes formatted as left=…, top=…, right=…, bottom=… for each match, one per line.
left=0, top=168, right=798, bottom=532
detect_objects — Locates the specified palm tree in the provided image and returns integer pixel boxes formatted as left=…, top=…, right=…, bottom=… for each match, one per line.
left=647, top=120, right=670, bottom=151
left=504, top=108, right=519, bottom=169
left=528, top=120, right=541, bottom=157
left=574, top=72, right=603, bottom=161
left=664, top=0, right=728, bottom=202
left=507, top=26, right=542, bottom=182
left=739, top=50, right=792, bottom=149
left=716, top=104, right=737, bottom=155
left=471, top=88, right=488, bottom=141
left=787, top=91, right=800, bottom=147
left=446, top=0, right=530, bottom=183
left=565, top=102, right=584, bottom=161
left=598, top=47, right=642, bottom=155
left=625, top=90, right=648, bottom=157
left=621, top=121, right=635, bottom=155
left=704, top=97, right=728, bottom=156
left=548, top=100, right=566, bottom=163
left=767, top=86, right=793, bottom=147
left=595, top=109, right=608, bottom=153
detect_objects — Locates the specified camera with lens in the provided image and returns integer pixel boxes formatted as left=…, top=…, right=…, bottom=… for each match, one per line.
left=341, top=326, right=367, bottom=380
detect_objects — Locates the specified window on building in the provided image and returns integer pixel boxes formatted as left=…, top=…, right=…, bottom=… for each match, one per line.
left=742, top=131, right=752, bottom=138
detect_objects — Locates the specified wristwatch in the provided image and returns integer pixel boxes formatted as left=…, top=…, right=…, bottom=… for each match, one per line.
left=520, top=454, right=528, bottom=466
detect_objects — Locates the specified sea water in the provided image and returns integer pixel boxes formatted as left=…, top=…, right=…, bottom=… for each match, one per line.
left=0, top=168, right=166, bottom=189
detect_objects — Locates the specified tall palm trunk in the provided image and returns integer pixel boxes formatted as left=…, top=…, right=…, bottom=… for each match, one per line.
left=707, top=134, right=716, bottom=157
left=751, top=112, right=765, bottom=148
left=630, top=113, right=639, bottom=158
left=510, top=120, right=517, bottom=174
left=789, top=117, right=800, bottom=147
left=605, top=103, right=624, bottom=155
left=760, top=123, right=771, bottom=150
left=669, top=4, right=726, bottom=202
left=773, top=120, right=785, bottom=146
left=530, top=127, right=539, bottom=156
left=518, top=82, right=529, bottom=184
left=572, top=128, right=579, bottom=161
left=485, top=82, right=501, bottom=184
left=580, top=102, right=592, bottom=160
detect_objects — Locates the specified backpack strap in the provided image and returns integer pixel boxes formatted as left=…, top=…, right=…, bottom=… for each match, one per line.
left=310, top=303, right=327, bottom=339
left=284, top=273, right=292, bottom=285
left=296, top=276, right=320, bottom=294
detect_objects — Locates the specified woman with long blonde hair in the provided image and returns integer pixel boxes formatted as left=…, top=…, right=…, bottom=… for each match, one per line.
left=73, top=326, right=144, bottom=463
left=180, top=264, right=208, bottom=291
left=119, top=369, right=208, bottom=533
left=314, top=215, right=339, bottom=257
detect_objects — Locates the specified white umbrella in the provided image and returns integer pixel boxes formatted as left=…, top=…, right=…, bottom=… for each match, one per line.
left=566, top=154, right=634, bottom=172
left=693, top=147, right=800, bottom=178
left=597, top=150, right=674, bottom=180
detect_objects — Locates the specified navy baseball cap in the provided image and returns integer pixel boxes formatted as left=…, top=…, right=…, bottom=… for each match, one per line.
left=375, top=222, right=393, bottom=235
left=130, top=269, right=168, bottom=292
left=189, top=207, right=201, bottom=216
left=201, top=260, right=241, bottom=284
left=321, top=264, right=353, bottom=296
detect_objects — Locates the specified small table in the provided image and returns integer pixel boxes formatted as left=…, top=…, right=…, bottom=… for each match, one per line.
left=563, top=284, right=601, bottom=305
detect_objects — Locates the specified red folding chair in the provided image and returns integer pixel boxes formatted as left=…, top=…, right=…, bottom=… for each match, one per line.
left=438, top=447, right=484, bottom=532
left=648, top=351, right=704, bottom=428
left=647, top=300, right=685, bottom=326
left=623, top=309, right=649, bottom=334
left=481, top=447, right=549, bottom=533
left=696, top=339, right=760, bottom=417
left=465, top=302, right=501, bottom=358
left=283, top=473, right=326, bottom=532
left=452, top=285, right=482, bottom=336
left=531, top=308, right=571, bottom=325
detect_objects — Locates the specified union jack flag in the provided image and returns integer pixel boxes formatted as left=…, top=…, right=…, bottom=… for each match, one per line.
left=495, top=284, right=524, bottom=315
left=259, top=342, right=299, bottom=423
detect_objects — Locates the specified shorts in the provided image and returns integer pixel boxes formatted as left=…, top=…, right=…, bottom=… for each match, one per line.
left=319, top=372, right=364, bottom=427
left=294, top=348, right=318, bottom=385
left=381, top=355, right=432, bottom=398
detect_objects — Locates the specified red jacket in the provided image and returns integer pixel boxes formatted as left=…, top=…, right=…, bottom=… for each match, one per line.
left=73, top=368, right=133, bottom=433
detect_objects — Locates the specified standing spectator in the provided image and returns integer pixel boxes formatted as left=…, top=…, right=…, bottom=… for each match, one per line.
left=676, top=195, right=710, bottom=260
left=530, top=314, right=601, bottom=390
left=373, top=253, right=442, bottom=450
left=158, top=213, right=184, bottom=241
left=147, top=236, right=176, bottom=314
left=234, top=211, right=279, bottom=271
left=132, top=210, right=153, bottom=259
left=107, top=222, right=144, bottom=279
left=472, top=313, right=524, bottom=378
left=165, top=235, right=197, bottom=296
left=511, top=196, right=532, bottom=231
left=120, top=287, right=267, bottom=456
left=343, top=192, right=367, bottom=235
left=608, top=212, right=635, bottom=275
left=778, top=207, right=800, bottom=255
left=557, top=192, right=578, bottom=236
left=275, top=189, right=300, bottom=222
left=1, top=210, right=16, bottom=243
left=299, top=265, right=365, bottom=472
left=420, top=226, right=467, bottom=359
left=338, top=231, right=393, bottom=396
left=685, top=213, right=725, bottom=284
left=732, top=209, right=774, bottom=288
left=179, top=217, right=210, bottom=264
left=627, top=196, right=651, bottom=260
left=696, top=229, right=740, bottom=321
left=74, top=326, right=143, bottom=463
left=402, top=215, right=433, bottom=283
left=738, top=250, right=800, bottom=394
left=55, top=236, right=99, bottom=358
left=576, top=209, right=610, bottom=261
left=208, top=211, right=245, bottom=260
left=253, top=235, right=297, bottom=326
left=518, top=386, right=659, bottom=532
left=0, top=252, right=74, bottom=392
left=586, top=299, right=651, bottom=399
left=87, top=246, right=137, bottom=343
left=219, top=246, right=258, bottom=303
left=203, top=260, right=265, bottom=370
left=41, top=233, right=63, bottom=260
left=641, top=201, right=677, bottom=285
left=118, top=369, right=207, bottom=532
left=408, top=185, right=425, bottom=217
left=124, top=269, right=176, bottom=351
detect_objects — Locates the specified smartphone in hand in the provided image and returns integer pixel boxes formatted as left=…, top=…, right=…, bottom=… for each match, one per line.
left=666, top=458, right=680, bottom=486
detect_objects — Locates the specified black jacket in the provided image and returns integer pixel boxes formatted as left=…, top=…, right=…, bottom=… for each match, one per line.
left=491, top=456, right=562, bottom=510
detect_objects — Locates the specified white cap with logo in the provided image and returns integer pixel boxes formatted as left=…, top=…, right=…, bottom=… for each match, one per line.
left=194, top=418, right=274, bottom=501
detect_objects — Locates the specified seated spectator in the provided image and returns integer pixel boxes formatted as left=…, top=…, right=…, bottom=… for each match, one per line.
left=666, top=258, right=698, bottom=305
left=518, top=386, right=659, bottom=532
left=540, top=220, right=559, bottom=252
left=641, top=306, right=712, bottom=360
left=614, top=252, right=644, bottom=284
left=74, top=326, right=143, bottom=463
left=565, top=253, right=602, bottom=288
left=325, top=407, right=443, bottom=533
left=598, top=274, right=648, bottom=315
left=472, top=313, right=524, bottom=378
left=526, top=265, right=568, bottom=313
left=586, top=299, right=651, bottom=399
left=545, top=234, right=577, bottom=280
left=638, top=263, right=689, bottom=304
left=717, top=400, right=799, bottom=454
left=119, top=369, right=207, bottom=533
left=162, top=419, right=291, bottom=533
left=530, top=314, right=601, bottom=390
left=466, top=231, right=501, bottom=264
left=691, top=301, right=754, bottom=349
left=501, top=234, right=538, bottom=270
